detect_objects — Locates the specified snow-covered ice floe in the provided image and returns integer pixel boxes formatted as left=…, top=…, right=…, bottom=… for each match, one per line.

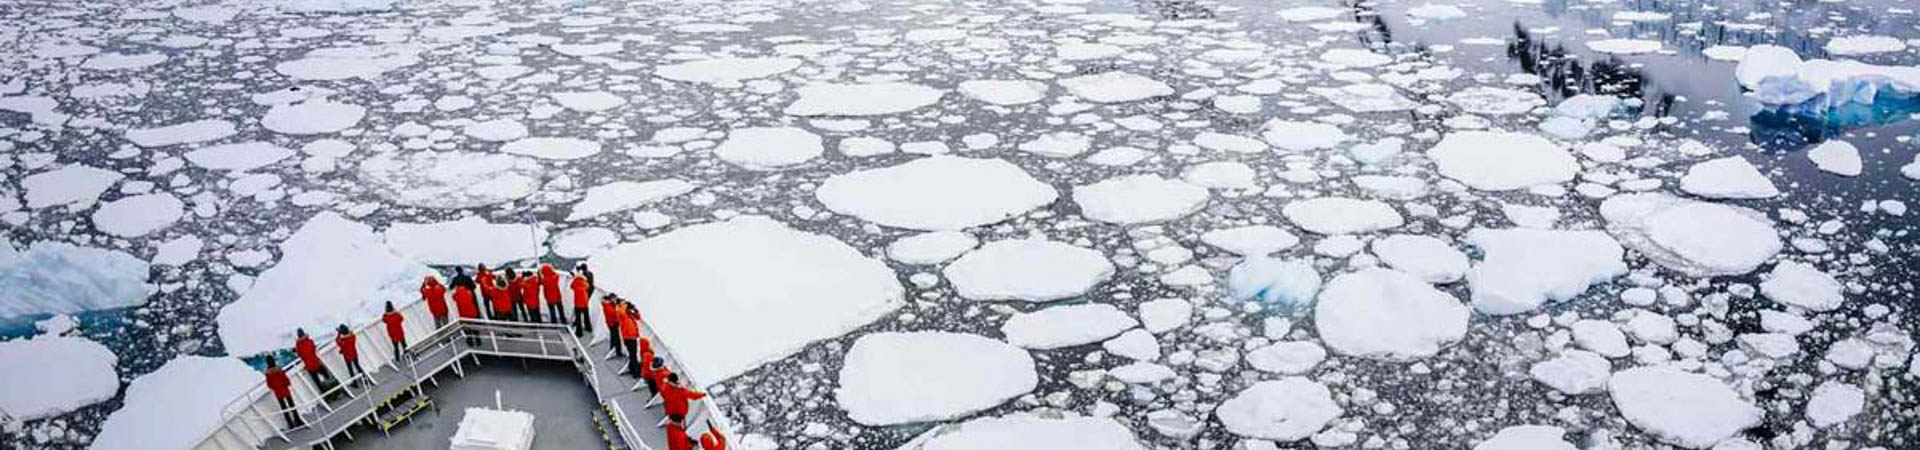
left=216, top=212, right=435, bottom=356
left=382, top=217, right=548, bottom=266
left=1736, top=44, right=1920, bottom=108
left=1607, top=366, right=1762, bottom=449
left=358, top=151, right=546, bottom=209
left=836, top=332, right=1036, bottom=425
left=1315, top=268, right=1468, bottom=359
left=815, top=156, right=1057, bottom=230
left=1600, top=194, right=1782, bottom=277
left=588, top=216, right=902, bottom=386
left=90, top=356, right=258, bottom=450
left=0, top=336, right=119, bottom=421
left=0, top=241, right=154, bottom=317
left=944, top=239, right=1114, bottom=302
left=899, top=414, right=1147, bottom=450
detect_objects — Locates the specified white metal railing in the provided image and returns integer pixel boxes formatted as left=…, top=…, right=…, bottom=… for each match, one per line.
left=186, top=287, right=737, bottom=450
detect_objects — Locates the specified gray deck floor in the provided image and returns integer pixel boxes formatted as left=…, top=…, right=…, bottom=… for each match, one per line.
left=332, top=357, right=607, bottom=450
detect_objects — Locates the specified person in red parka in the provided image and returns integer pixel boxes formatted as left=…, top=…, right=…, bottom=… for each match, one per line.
left=383, top=301, right=408, bottom=361
left=619, top=302, right=642, bottom=377
left=637, top=339, right=659, bottom=395
left=335, top=324, right=364, bottom=387
left=293, top=329, right=336, bottom=388
left=601, top=295, right=621, bottom=357
left=421, top=275, right=449, bottom=329
left=453, top=285, right=479, bottom=319
left=660, top=373, right=706, bottom=425
left=264, top=356, right=301, bottom=427
left=540, top=263, right=565, bottom=324
left=517, top=271, right=542, bottom=323
left=700, top=429, right=727, bottom=450
left=474, top=264, right=495, bottom=304
left=490, top=276, right=516, bottom=322
left=666, top=421, right=695, bottom=450
left=568, top=271, right=591, bottom=337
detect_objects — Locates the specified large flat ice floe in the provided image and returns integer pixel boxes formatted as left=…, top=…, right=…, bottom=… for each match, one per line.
left=1600, top=194, right=1781, bottom=277
left=216, top=212, right=435, bottom=355
left=1679, top=156, right=1779, bottom=199
left=784, top=83, right=944, bottom=116
left=1427, top=131, right=1578, bottom=191
left=89, top=356, right=258, bottom=450
left=501, top=137, right=602, bottom=160
left=1314, top=268, right=1468, bottom=359
left=656, top=57, right=802, bottom=84
left=713, top=127, right=823, bottom=170
left=358, top=151, right=545, bottom=209
left=900, top=415, right=1146, bottom=450
left=91, top=193, right=184, bottom=237
left=1058, top=71, right=1173, bottom=103
left=999, top=303, right=1137, bottom=349
left=944, top=239, right=1114, bottom=302
left=567, top=179, right=696, bottom=221
left=815, top=156, right=1058, bottom=230
left=261, top=99, right=365, bottom=135
left=1214, top=377, right=1341, bottom=441
left=1735, top=44, right=1920, bottom=107
left=0, top=241, right=153, bottom=317
left=587, top=216, right=902, bottom=385
left=1464, top=228, right=1627, bottom=315
left=21, top=165, right=123, bottom=209
left=836, top=332, right=1036, bottom=425
left=0, top=336, right=119, bottom=421
left=1072, top=175, right=1209, bottom=224
left=124, top=119, right=236, bottom=147
left=1474, top=425, right=1577, bottom=450
left=1607, top=366, right=1762, bottom=449
left=382, top=217, right=548, bottom=266
left=1281, top=197, right=1404, bottom=234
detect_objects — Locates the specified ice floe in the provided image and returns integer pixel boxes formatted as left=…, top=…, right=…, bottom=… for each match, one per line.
left=568, top=179, right=696, bottom=221
left=359, top=152, right=545, bottom=209
left=945, top=239, right=1113, bottom=302
left=1058, top=72, right=1173, bottom=103
left=1600, top=194, right=1782, bottom=277
left=1281, top=197, right=1404, bottom=234
left=1607, top=367, right=1761, bottom=449
left=1473, top=425, right=1576, bottom=450
left=958, top=80, right=1048, bottom=106
left=713, top=127, right=823, bottom=169
left=382, top=217, right=547, bottom=266
left=215, top=212, right=434, bottom=355
left=0, top=336, right=119, bottom=421
left=261, top=99, right=365, bottom=135
left=501, top=137, right=603, bottom=160
left=1680, top=156, right=1779, bottom=199
left=815, top=156, right=1057, bottom=230
left=1464, top=228, right=1627, bottom=315
left=588, top=216, right=902, bottom=385
left=124, top=119, right=236, bottom=147
left=1200, top=225, right=1299, bottom=256
left=900, top=415, right=1146, bottom=450
left=91, top=193, right=184, bottom=237
left=887, top=231, right=980, bottom=265
left=1214, top=377, right=1341, bottom=441
left=1759, top=261, right=1845, bottom=312
left=0, top=241, right=153, bottom=317
left=1072, top=175, right=1209, bottom=225
left=837, top=332, right=1036, bottom=425
left=785, top=82, right=944, bottom=116
left=1805, top=140, right=1862, bottom=176
left=1370, top=234, right=1468, bottom=284
left=1427, top=131, right=1577, bottom=191
left=89, top=356, right=257, bottom=450
left=185, top=141, right=297, bottom=171
left=656, top=57, right=802, bottom=84
left=1315, top=268, right=1468, bottom=359
left=21, top=165, right=122, bottom=209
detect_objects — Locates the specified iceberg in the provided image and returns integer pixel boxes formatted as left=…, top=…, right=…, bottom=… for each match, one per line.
left=0, top=241, right=153, bottom=317
left=1735, top=44, right=1920, bottom=109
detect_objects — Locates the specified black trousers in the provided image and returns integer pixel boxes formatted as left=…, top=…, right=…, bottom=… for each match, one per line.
left=277, top=396, right=302, bottom=427
left=307, top=367, right=334, bottom=389
left=547, top=302, right=566, bottom=324
left=623, top=339, right=640, bottom=376
left=432, top=315, right=449, bottom=329
left=343, top=358, right=364, bottom=380
left=392, top=338, right=409, bottom=359
left=519, top=302, right=541, bottom=322
left=572, top=307, right=591, bottom=336
left=493, top=309, right=514, bottom=322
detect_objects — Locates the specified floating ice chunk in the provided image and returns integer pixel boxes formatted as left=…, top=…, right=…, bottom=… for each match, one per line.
left=1608, top=367, right=1762, bottom=449
left=1444, top=87, right=1545, bottom=115
left=186, top=141, right=297, bottom=171
left=0, top=242, right=154, bottom=317
left=712, top=127, right=823, bottom=169
left=1680, top=156, right=1779, bottom=199
left=837, top=332, right=1036, bottom=426
left=1825, top=35, right=1906, bottom=55
left=1282, top=197, right=1404, bottom=234
left=1734, top=44, right=1920, bottom=107
left=785, top=82, right=944, bottom=116
left=1227, top=257, right=1321, bottom=306
left=945, top=238, right=1112, bottom=302
left=1474, top=425, right=1576, bottom=450
left=1806, top=380, right=1864, bottom=428
left=1759, top=261, right=1844, bottom=312
left=125, top=119, right=236, bottom=147
left=281, top=0, right=397, bottom=13
left=1201, top=225, right=1299, bottom=256
left=1905, top=155, right=1920, bottom=179
left=1017, top=132, right=1092, bottom=158
left=1600, top=194, right=1781, bottom=277
left=1407, top=3, right=1467, bottom=20
left=216, top=213, right=434, bottom=355
left=383, top=217, right=547, bottom=265
left=1086, top=147, right=1151, bottom=166
left=1586, top=39, right=1662, bottom=54
left=1058, top=72, right=1174, bottom=103
left=1311, top=84, right=1419, bottom=112
left=1215, top=377, right=1341, bottom=441
left=899, top=415, right=1147, bottom=450
left=550, top=42, right=625, bottom=57
left=1194, top=132, right=1269, bottom=154
left=552, top=227, right=618, bottom=259
left=1370, top=234, right=1467, bottom=283
left=1571, top=319, right=1630, bottom=357
left=1103, top=329, right=1159, bottom=360
left=359, top=152, right=545, bottom=209
left=1319, top=48, right=1392, bottom=68
left=1427, top=131, right=1577, bottom=190
left=1260, top=120, right=1348, bottom=151
left=81, top=53, right=168, bottom=71
left=1612, top=11, right=1670, bottom=21
left=1072, top=175, right=1209, bottom=224
left=958, top=80, right=1048, bottom=105
left=262, top=99, right=365, bottom=135
left=550, top=91, right=626, bottom=112
left=1057, top=42, right=1125, bottom=60
left=92, top=193, right=184, bottom=237
left=1529, top=349, right=1610, bottom=395
left=1805, top=140, right=1862, bottom=176
left=501, top=137, right=602, bottom=160
left=888, top=231, right=980, bottom=265
left=22, top=165, right=122, bottom=209
left=656, top=57, right=798, bottom=84
left=1278, top=6, right=1346, bottom=22
left=1464, top=228, right=1626, bottom=315
left=1315, top=267, right=1468, bottom=359
left=1183, top=161, right=1258, bottom=190
left=1000, top=303, right=1136, bottom=349
left=1245, top=341, right=1326, bottom=374
left=90, top=356, right=257, bottom=450
left=1702, top=45, right=1747, bottom=61
left=568, top=179, right=695, bottom=221
left=816, top=156, right=1057, bottom=230
left=0, top=336, right=118, bottom=421
left=589, top=216, right=902, bottom=385
left=463, top=119, right=529, bottom=142
left=153, top=235, right=205, bottom=266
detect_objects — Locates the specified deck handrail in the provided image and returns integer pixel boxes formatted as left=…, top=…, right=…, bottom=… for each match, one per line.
left=187, top=288, right=736, bottom=450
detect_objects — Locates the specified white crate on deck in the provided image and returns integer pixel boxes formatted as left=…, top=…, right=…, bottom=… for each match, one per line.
left=449, top=407, right=535, bottom=450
